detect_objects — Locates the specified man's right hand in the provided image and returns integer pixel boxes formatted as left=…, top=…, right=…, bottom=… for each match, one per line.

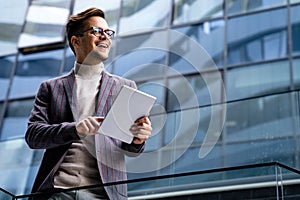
left=76, top=116, right=104, bottom=135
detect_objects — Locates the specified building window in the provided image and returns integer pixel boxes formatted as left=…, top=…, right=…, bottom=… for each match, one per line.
left=226, top=0, right=287, bottom=15
left=1, top=99, right=34, bottom=140
left=9, top=49, right=63, bottom=99
left=119, top=0, right=171, bottom=34
left=226, top=60, right=290, bottom=101
left=291, top=5, right=300, bottom=55
left=0, top=0, right=28, bottom=56
left=227, top=8, right=288, bottom=66
left=114, top=31, right=168, bottom=81
left=173, top=0, right=223, bottom=25
left=0, top=56, right=15, bottom=100
left=170, top=19, right=225, bottom=73
left=17, top=0, right=72, bottom=53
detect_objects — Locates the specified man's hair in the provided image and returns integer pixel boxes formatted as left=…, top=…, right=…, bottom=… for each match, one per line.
left=66, top=7, right=105, bottom=54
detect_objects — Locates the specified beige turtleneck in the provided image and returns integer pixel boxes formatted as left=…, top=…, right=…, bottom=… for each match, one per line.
left=54, top=62, right=104, bottom=188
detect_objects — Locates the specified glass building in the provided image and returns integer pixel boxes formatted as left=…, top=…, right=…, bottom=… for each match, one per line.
left=1, top=0, right=300, bottom=198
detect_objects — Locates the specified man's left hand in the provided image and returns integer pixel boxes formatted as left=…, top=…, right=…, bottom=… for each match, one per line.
left=130, top=116, right=152, bottom=145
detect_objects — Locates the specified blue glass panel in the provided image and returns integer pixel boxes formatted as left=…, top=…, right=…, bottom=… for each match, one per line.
left=226, top=60, right=290, bottom=101
left=173, top=145, right=222, bottom=173
left=226, top=0, right=287, bottom=15
left=9, top=49, right=63, bottom=98
left=227, top=8, right=288, bottom=65
left=291, top=5, right=300, bottom=55
left=291, top=0, right=300, bottom=3
left=119, top=0, right=171, bottom=34
left=173, top=0, right=223, bottom=25
left=170, top=20, right=224, bottom=74
left=0, top=139, right=42, bottom=195
left=0, top=56, right=15, bottom=100
left=225, top=93, right=299, bottom=143
left=18, top=0, right=72, bottom=50
left=225, top=138, right=295, bottom=167
left=137, top=80, right=165, bottom=115
left=1, top=99, right=34, bottom=140
left=293, top=58, right=300, bottom=89
left=167, top=72, right=222, bottom=111
left=114, top=32, right=167, bottom=81
left=0, top=0, right=28, bottom=56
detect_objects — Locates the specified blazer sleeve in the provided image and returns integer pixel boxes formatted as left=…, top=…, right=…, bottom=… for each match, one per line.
left=25, top=81, right=79, bottom=149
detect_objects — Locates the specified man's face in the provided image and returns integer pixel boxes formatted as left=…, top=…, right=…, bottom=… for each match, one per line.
left=74, top=16, right=113, bottom=65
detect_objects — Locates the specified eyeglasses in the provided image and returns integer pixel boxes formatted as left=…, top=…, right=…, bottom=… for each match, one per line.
left=78, top=26, right=115, bottom=39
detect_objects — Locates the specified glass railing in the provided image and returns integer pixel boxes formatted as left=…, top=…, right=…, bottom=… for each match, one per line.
left=1, top=91, right=300, bottom=198
left=1, top=162, right=299, bottom=200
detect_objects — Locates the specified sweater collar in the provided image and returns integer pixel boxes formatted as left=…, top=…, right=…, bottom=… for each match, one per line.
left=74, top=62, right=104, bottom=79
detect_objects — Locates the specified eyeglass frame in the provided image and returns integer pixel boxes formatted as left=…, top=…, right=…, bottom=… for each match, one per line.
left=77, top=26, right=115, bottom=39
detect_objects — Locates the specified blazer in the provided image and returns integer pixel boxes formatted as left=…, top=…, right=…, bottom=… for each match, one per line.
left=25, top=69, right=145, bottom=200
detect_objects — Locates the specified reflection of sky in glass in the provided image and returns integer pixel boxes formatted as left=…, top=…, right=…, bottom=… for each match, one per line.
left=18, top=1, right=71, bottom=49
left=226, top=0, right=286, bottom=15
left=0, top=56, right=15, bottom=100
left=119, top=0, right=171, bottom=34
left=173, top=0, right=223, bottom=25
left=227, top=8, right=287, bottom=65
left=226, top=61, right=290, bottom=101
left=171, top=20, right=224, bottom=73
left=0, top=0, right=28, bottom=55
left=9, top=50, right=63, bottom=98
left=0, top=139, right=36, bottom=195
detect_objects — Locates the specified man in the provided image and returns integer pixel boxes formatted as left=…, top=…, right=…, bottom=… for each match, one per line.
left=25, top=7, right=152, bottom=200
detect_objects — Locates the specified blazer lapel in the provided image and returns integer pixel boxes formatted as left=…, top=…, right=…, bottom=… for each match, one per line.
left=62, top=70, right=77, bottom=120
left=96, top=71, right=118, bottom=117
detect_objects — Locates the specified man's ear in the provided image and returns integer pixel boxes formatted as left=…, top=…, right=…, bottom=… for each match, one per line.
left=70, top=35, right=80, bottom=48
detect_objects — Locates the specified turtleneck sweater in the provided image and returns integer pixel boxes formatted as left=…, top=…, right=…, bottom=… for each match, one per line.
left=54, top=62, right=104, bottom=189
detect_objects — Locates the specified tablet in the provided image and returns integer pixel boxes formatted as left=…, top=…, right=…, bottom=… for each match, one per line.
left=98, top=85, right=157, bottom=143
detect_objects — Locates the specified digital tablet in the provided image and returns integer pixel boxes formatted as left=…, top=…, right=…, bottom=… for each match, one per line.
left=98, top=85, right=157, bottom=143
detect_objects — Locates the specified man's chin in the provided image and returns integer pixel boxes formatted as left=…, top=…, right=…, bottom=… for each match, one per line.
left=88, top=51, right=109, bottom=62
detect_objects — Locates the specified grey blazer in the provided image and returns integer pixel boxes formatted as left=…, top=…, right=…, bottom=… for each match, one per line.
left=25, top=69, right=145, bottom=200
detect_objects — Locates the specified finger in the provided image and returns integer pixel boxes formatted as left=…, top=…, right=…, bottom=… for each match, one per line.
left=85, top=118, right=98, bottom=133
left=77, top=121, right=89, bottom=133
left=95, top=116, right=104, bottom=122
left=135, top=116, right=149, bottom=124
left=134, top=133, right=150, bottom=140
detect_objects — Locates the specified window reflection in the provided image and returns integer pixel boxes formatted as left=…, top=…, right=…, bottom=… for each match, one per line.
left=0, top=139, right=39, bottom=195
left=170, top=20, right=224, bottom=74
left=225, top=139, right=295, bottom=166
left=293, top=58, right=300, bottom=89
left=9, top=49, right=63, bottom=98
left=225, top=92, right=298, bottom=143
left=114, top=31, right=167, bottom=80
left=167, top=72, right=222, bottom=111
left=227, top=8, right=288, bottom=65
left=226, top=60, right=290, bottom=101
left=137, top=80, right=165, bottom=115
left=1, top=99, right=34, bottom=140
left=173, top=0, right=223, bottom=25
left=0, top=0, right=28, bottom=56
left=226, top=0, right=286, bottom=15
left=18, top=0, right=72, bottom=51
left=119, top=0, right=171, bottom=34
left=73, top=0, right=121, bottom=32
left=291, top=0, right=300, bottom=3
left=0, top=56, right=15, bottom=100
left=291, top=5, right=300, bottom=55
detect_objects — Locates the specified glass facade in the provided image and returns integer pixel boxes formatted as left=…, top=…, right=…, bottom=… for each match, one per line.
left=1, top=0, right=300, bottom=198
